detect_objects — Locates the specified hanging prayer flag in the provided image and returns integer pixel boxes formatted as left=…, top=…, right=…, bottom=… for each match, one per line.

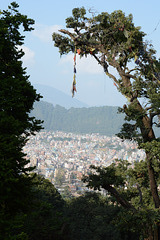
left=72, top=46, right=77, bottom=97
left=77, top=49, right=81, bottom=55
left=72, top=74, right=77, bottom=97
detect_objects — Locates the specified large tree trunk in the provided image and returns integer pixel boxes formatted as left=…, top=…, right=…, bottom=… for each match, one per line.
left=103, top=184, right=136, bottom=211
left=146, top=153, right=160, bottom=209
left=127, top=99, right=160, bottom=208
left=139, top=114, right=160, bottom=209
left=125, top=99, right=160, bottom=240
left=140, top=115, right=160, bottom=240
left=147, top=168, right=160, bottom=240
left=146, top=152, right=160, bottom=240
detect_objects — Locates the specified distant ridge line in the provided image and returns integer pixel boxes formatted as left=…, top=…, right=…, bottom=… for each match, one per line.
left=31, top=100, right=124, bottom=136
left=34, top=83, right=89, bottom=109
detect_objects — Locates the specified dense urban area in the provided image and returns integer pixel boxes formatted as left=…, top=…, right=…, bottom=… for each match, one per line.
left=24, top=131, right=146, bottom=196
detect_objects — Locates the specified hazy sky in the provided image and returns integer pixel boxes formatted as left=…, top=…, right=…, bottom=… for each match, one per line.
left=1, top=0, right=160, bottom=107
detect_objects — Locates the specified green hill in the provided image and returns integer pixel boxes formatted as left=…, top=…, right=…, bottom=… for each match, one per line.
left=31, top=101, right=160, bottom=137
left=31, top=101, right=125, bottom=136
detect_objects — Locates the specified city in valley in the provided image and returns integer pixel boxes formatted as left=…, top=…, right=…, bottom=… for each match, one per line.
left=24, top=131, right=146, bottom=197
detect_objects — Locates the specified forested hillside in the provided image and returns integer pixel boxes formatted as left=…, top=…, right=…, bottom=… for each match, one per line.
left=31, top=101, right=125, bottom=136
left=2, top=2, right=160, bottom=239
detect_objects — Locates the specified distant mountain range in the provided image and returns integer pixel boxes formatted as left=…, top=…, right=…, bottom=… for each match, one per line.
left=31, top=100, right=125, bottom=136
left=31, top=101, right=160, bottom=137
left=31, top=84, right=160, bottom=137
left=33, top=84, right=89, bottom=109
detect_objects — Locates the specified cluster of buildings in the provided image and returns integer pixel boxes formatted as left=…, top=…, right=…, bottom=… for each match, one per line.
left=23, top=131, right=146, bottom=196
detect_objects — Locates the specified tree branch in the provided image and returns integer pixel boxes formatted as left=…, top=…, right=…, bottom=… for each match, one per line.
left=104, top=184, right=137, bottom=212
left=59, top=29, right=77, bottom=41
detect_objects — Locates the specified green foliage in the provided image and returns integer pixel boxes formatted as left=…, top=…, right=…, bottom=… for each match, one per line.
left=116, top=122, right=141, bottom=141
left=32, top=101, right=127, bottom=135
left=22, top=175, right=66, bottom=240
left=140, top=140, right=160, bottom=160
left=83, top=160, right=147, bottom=205
left=2, top=4, right=160, bottom=239
left=66, top=192, right=140, bottom=240
left=0, top=2, right=43, bottom=238
left=52, top=12, right=160, bottom=239
left=0, top=212, right=30, bottom=240
left=32, top=101, right=160, bottom=138
left=66, top=7, right=86, bottom=29
left=52, top=7, right=160, bottom=143
left=31, top=174, right=64, bottom=208
left=52, top=32, right=73, bottom=55
left=83, top=163, right=125, bottom=191
left=1, top=174, right=67, bottom=240
left=82, top=159, right=160, bottom=238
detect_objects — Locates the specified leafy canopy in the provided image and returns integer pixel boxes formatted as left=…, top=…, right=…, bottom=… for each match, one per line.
left=52, top=7, right=160, bottom=144
left=0, top=1, right=43, bottom=217
left=52, top=7, right=160, bottom=239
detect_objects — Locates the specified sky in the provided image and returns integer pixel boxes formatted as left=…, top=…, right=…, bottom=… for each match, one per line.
left=1, top=0, right=160, bottom=107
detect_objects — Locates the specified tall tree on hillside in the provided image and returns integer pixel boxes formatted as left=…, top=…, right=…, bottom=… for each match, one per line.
left=0, top=1, right=43, bottom=227
left=52, top=8, right=160, bottom=239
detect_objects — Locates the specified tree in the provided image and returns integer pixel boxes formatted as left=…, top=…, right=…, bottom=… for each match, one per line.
left=66, top=192, right=140, bottom=240
left=0, top=2, right=43, bottom=237
left=52, top=8, right=160, bottom=239
left=23, top=175, right=66, bottom=240
left=83, top=160, right=160, bottom=239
